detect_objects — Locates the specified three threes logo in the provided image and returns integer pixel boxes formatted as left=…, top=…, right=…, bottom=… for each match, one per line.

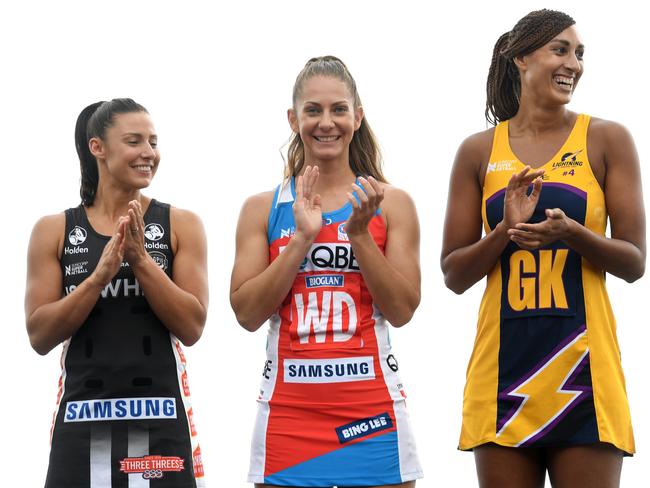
left=119, top=455, right=184, bottom=480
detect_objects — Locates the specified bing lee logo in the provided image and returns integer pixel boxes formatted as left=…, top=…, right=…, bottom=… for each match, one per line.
left=144, top=223, right=164, bottom=241
left=68, top=226, right=87, bottom=245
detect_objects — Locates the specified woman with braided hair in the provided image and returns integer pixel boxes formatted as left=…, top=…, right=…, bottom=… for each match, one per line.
left=441, top=9, right=644, bottom=488
left=231, top=56, right=422, bottom=487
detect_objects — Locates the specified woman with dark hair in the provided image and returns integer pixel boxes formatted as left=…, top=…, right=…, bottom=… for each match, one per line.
left=25, top=99, right=208, bottom=487
left=230, top=56, right=422, bottom=487
left=442, top=9, right=645, bottom=488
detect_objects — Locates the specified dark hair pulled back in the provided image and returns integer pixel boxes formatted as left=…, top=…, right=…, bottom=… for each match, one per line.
left=485, top=9, right=575, bottom=125
left=75, top=98, right=148, bottom=206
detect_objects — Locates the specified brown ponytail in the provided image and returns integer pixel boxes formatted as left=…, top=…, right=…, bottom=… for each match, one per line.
left=286, top=56, right=386, bottom=182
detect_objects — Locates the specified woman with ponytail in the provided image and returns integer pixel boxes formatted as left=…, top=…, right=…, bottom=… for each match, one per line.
left=25, top=99, right=207, bottom=487
left=442, top=9, right=645, bottom=487
left=230, top=56, right=423, bottom=487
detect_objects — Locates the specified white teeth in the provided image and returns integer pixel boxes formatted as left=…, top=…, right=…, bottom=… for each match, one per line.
left=555, top=76, right=574, bottom=86
left=315, top=136, right=339, bottom=142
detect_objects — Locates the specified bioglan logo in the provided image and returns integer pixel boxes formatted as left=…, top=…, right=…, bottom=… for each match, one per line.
left=149, top=251, right=168, bottom=271
left=305, top=274, right=344, bottom=288
left=64, top=397, right=176, bottom=422
left=284, top=357, right=375, bottom=383
left=144, top=223, right=164, bottom=241
left=65, top=261, right=88, bottom=276
left=486, top=160, right=517, bottom=174
left=119, top=455, right=185, bottom=480
left=68, top=226, right=87, bottom=245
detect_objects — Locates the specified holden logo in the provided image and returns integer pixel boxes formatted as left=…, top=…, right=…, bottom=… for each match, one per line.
left=68, top=226, right=87, bottom=245
left=144, top=223, right=164, bottom=241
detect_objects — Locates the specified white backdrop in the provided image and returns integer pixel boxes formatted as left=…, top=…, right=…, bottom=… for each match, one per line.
left=1, top=1, right=648, bottom=486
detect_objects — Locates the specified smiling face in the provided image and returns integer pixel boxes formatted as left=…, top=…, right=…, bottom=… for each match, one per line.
left=90, top=111, right=160, bottom=190
left=288, top=75, right=363, bottom=165
left=516, top=25, right=584, bottom=106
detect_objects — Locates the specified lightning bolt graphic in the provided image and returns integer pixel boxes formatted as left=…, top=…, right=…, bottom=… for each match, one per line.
left=496, top=325, right=592, bottom=446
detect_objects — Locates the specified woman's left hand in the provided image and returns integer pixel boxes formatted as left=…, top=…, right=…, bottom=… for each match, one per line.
left=123, top=200, right=149, bottom=267
left=507, top=208, right=573, bottom=250
left=345, top=176, right=384, bottom=237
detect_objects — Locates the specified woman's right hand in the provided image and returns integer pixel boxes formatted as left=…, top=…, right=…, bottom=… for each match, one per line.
left=503, top=166, right=545, bottom=230
left=292, top=165, right=322, bottom=242
left=90, top=217, right=127, bottom=287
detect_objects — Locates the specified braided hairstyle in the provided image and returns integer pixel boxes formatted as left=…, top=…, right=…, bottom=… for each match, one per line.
left=75, top=98, right=148, bottom=206
left=286, top=55, right=386, bottom=182
left=485, top=9, right=575, bottom=125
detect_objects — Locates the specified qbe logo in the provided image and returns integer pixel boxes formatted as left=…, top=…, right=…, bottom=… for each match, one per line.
left=144, top=223, right=164, bottom=241
left=68, top=226, right=87, bottom=245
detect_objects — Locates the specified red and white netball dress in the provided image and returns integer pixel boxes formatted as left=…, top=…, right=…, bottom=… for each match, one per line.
left=248, top=178, right=422, bottom=486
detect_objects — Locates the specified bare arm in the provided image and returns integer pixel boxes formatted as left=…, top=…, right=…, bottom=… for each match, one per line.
left=25, top=214, right=126, bottom=355
left=345, top=178, right=420, bottom=326
left=124, top=201, right=209, bottom=346
left=510, top=121, right=645, bottom=282
left=230, top=167, right=323, bottom=331
left=441, top=133, right=544, bottom=294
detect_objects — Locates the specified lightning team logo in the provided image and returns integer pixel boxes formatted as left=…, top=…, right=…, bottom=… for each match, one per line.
left=496, top=326, right=592, bottom=446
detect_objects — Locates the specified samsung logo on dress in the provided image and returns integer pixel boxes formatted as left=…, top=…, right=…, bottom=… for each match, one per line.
left=64, top=397, right=176, bottom=422
left=284, top=357, right=375, bottom=383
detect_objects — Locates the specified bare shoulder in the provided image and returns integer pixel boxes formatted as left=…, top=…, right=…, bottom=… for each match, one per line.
left=454, top=127, right=496, bottom=185
left=170, top=206, right=204, bottom=229
left=459, top=127, right=495, bottom=155
left=168, top=207, right=206, bottom=255
left=379, top=183, right=414, bottom=207
left=32, top=212, right=66, bottom=233
left=378, top=183, right=417, bottom=228
left=239, top=190, right=276, bottom=224
left=457, top=127, right=495, bottom=162
left=588, top=117, right=633, bottom=149
left=588, top=116, right=634, bottom=142
left=30, top=213, right=65, bottom=255
left=587, top=117, right=638, bottom=166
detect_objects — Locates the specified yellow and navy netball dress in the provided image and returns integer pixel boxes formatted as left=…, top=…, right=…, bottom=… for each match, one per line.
left=460, top=114, right=635, bottom=453
left=248, top=178, right=422, bottom=486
